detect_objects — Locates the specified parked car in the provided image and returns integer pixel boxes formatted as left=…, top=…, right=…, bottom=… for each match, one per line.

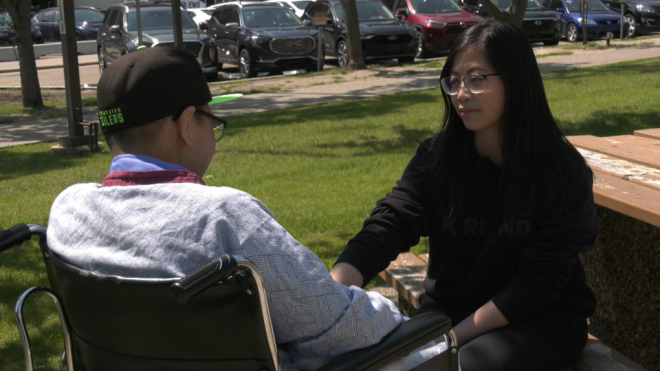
left=301, top=0, right=418, bottom=67
left=459, top=0, right=561, bottom=45
left=600, top=0, right=660, bottom=37
left=208, top=2, right=322, bottom=78
left=382, top=0, right=480, bottom=58
left=188, top=8, right=213, bottom=27
left=31, top=7, right=105, bottom=42
left=97, top=3, right=219, bottom=80
left=0, top=13, right=44, bottom=45
left=263, top=0, right=316, bottom=18
left=544, top=0, right=628, bottom=42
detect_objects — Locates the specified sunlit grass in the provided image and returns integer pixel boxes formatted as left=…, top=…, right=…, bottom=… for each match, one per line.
left=1, top=56, right=660, bottom=370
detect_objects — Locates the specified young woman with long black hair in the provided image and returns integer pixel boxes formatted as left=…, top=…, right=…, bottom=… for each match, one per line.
left=330, top=19, right=598, bottom=371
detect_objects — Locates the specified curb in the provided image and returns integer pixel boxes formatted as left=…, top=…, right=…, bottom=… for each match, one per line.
left=0, top=61, right=98, bottom=74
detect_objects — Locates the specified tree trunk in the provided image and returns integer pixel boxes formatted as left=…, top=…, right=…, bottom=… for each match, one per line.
left=339, top=0, right=366, bottom=70
left=2, top=0, right=43, bottom=108
left=478, top=0, right=527, bottom=28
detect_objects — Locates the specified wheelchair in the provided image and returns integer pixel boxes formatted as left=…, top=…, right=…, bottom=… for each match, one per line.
left=0, top=223, right=459, bottom=371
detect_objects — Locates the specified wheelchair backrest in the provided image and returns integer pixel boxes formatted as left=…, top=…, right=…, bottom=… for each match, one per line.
left=39, top=237, right=278, bottom=371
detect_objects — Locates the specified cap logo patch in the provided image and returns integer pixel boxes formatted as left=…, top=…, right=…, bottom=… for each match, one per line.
left=99, top=108, right=125, bottom=128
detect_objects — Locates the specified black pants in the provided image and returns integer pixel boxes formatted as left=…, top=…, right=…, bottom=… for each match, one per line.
left=416, top=295, right=585, bottom=371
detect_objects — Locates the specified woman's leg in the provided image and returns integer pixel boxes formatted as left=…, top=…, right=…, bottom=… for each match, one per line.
left=459, top=325, right=573, bottom=371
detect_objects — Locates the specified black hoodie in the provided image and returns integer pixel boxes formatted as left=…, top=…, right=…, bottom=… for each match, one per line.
left=336, top=138, right=598, bottom=355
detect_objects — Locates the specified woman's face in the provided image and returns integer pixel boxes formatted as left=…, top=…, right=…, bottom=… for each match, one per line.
left=449, top=47, right=505, bottom=138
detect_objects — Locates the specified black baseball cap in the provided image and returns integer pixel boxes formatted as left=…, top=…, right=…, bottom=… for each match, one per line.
left=97, top=46, right=241, bottom=133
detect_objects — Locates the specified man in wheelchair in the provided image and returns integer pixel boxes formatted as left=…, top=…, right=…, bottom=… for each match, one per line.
left=39, top=47, right=455, bottom=370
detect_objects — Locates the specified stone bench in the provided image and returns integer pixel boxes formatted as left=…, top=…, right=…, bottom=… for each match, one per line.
left=379, top=253, right=648, bottom=371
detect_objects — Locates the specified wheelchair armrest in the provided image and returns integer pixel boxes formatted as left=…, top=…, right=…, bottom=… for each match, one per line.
left=318, top=311, right=453, bottom=371
left=170, top=255, right=238, bottom=305
left=0, top=224, right=46, bottom=254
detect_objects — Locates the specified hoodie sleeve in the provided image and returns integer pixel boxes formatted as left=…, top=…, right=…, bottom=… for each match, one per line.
left=335, top=140, right=434, bottom=286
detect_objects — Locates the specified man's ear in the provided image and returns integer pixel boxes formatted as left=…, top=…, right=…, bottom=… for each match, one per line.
left=174, top=106, right=197, bottom=146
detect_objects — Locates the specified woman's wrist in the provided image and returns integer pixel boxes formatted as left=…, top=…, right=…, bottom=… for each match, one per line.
left=330, top=262, right=364, bottom=287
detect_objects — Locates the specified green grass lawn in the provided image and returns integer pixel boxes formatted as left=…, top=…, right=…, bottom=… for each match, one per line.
left=1, top=57, right=660, bottom=370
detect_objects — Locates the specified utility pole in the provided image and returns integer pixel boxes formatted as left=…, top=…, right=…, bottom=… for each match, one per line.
left=59, top=0, right=83, bottom=138
left=53, top=0, right=100, bottom=153
left=172, top=0, right=184, bottom=48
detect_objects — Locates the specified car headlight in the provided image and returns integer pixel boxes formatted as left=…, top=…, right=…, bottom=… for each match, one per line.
left=250, top=35, right=270, bottom=47
left=427, top=20, right=447, bottom=28
left=361, top=34, right=375, bottom=39
left=577, top=17, right=597, bottom=25
left=636, top=4, right=656, bottom=13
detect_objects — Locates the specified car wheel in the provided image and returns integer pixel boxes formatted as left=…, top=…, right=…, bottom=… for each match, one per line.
left=543, top=39, right=559, bottom=46
left=98, top=47, right=106, bottom=76
left=76, top=31, right=83, bottom=41
left=415, top=29, right=427, bottom=59
left=566, top=23, right=578, bottom=43
left=398, top=56, right=415, bottom=64
left=336, top=40, right=348, bottom=68
left=239, top=49, right=256, bottom=79
left=625, top=14, right=637, bottom=37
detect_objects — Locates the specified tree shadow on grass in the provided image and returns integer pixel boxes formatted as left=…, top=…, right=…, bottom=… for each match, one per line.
left=0, top=149, right=109, bottom=182
left=225, top=89, right=440, bottom=135
left=557, top=109, right=660, bottom=137
left=314, top=125, right=435, bottom=155
left=542, top=57, right=660, bottom=82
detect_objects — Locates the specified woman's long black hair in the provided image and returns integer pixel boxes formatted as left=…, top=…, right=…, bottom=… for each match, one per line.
left=429, top=19, right=588, bottom=218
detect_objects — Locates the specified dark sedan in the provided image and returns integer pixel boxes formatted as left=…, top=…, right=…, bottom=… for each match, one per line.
left=544, top=0, right=628, bottom=42
left=31, top=7, right=104, bottom=42
left=97, top=3, right=219, bottom=80
left=459, top=0, right=561, bottom=45
left=0, top=14, right=44, bottom=45
left=600, top=0, right=660, bottom=37
left=302, top=0, right=418, bottom=67
left=208, top=3, right=322, bottom=78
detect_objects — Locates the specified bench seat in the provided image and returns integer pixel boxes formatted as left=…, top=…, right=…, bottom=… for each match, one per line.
left=378, top=253, right=649, bottom=371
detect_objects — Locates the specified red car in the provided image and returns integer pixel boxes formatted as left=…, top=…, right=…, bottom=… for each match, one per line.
left=382, top=0, right=480, bottom=57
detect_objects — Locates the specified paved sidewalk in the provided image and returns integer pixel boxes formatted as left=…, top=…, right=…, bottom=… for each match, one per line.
left=0, top=54, right=98, bottom=73
left=2, top=42, right=660, bottom=148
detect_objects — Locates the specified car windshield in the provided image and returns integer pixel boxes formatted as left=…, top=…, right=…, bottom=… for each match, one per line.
left=335, top=1, right=396, bottom=22
left=292, top=1, right=313, bottom=10
left=127, top=8, right=198, bottom=31
left=198, top=9, right=213, bottom=15
left=0, top=14, right=12, bottom=28
left=499, top=0, right=542, bottom=9
left=75, top=9, right=104, bottom=22
left=243, top=8, right=302, bottom=27
left=564, top=0, right=609, bottom=11
left=410, top=0, right=462, bottom=13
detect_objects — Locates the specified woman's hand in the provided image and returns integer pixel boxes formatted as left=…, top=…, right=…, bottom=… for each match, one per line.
left=330, top=262, right=365, bottom=288
left=453, top=300, right=510, bottom=347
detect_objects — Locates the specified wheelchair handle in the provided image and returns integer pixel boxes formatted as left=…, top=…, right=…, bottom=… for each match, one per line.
left=0, top=224, right=34, bottom=254
left=170, top=255, right=238, bottom=306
